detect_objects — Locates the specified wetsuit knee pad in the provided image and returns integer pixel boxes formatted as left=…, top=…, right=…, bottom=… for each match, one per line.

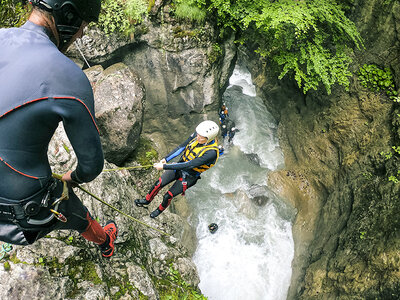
left=160, top=191, right=174, bottom=210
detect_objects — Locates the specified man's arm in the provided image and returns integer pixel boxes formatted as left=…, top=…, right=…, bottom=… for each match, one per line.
left=163, top=150, right=217, bottom=171
left=56, top=99, right=104, bottom=183
left=164, top=132, right=196, bottom=162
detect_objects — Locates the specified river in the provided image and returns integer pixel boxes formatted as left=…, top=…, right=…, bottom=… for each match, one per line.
left=186, top=65, right=295, bottom=300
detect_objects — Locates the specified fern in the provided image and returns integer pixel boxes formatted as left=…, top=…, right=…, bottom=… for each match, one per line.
left=196, top=0, right=364, bottom=94
left=97, top=0, right=147, bottom=36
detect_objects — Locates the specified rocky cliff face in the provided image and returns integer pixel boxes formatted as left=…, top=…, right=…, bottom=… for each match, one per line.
left=244, top=1, right=400, bottom=299
left=0, top=67, right=200, bottom=299
left=69, top=0, right=236, bottom=154
left=0, top=2, right=237, bottom=298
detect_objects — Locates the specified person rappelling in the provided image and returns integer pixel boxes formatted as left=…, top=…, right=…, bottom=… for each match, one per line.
left=0, top=0, right=118, bottom=257
left=135, top=120, right=220, bottom=218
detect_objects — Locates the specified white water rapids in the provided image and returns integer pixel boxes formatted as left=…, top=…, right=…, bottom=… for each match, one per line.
left=186, top=65, right=295, bottom=300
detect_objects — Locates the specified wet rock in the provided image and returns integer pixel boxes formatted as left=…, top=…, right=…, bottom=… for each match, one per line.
left=245, top=153, right=261, bottom=166
left=248, top=184, right=272, bottom=206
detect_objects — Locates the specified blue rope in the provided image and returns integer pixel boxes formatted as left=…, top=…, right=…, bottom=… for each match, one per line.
left=0, top=243, right=13, bottom=260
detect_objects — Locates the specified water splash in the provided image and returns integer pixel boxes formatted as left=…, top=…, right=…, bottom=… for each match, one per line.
left=187, top=65, right=294, bottom=300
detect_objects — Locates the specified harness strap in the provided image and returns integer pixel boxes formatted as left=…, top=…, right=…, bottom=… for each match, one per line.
left=180, top=171, right=191, bottom=196
left=0, top=178, right=58, bottom=223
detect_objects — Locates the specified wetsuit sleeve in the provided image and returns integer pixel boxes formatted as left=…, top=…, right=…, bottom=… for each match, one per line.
left=55, top=99, right=104, bottom=183
left=164, top=132, right=196, bottom=162
left=163, top=150, right=217, bottom=171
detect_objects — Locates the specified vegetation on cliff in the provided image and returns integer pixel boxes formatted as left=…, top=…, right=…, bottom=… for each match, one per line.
left=174, top=0, right=364, bottom=95
left=0, top=0, right=28, bottom=27
left=1, top=0, right=363, bottom=95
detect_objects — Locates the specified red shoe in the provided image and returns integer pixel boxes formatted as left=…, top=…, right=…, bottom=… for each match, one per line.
left=99, top=221, right=118, bottom=258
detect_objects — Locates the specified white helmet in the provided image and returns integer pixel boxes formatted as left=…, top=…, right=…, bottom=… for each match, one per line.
left=196, top=120, right=219, bottom=142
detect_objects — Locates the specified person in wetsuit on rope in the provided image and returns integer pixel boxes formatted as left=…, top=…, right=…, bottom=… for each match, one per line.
left=0, top=0, right=118, bottom=257
left=135, top=120, right=220, bottom=218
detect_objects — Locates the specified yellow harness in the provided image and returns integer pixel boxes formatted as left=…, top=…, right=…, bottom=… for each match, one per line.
left=182, top=138, right=219, bottom=173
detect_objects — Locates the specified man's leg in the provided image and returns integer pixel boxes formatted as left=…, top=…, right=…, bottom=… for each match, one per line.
left=150, top=175, right=198, bottom=218
left=35, top=185, right=118, bottom=258
left=80, top=213, right=118, bottom=258
left=135, top=170, right=177, bottom=206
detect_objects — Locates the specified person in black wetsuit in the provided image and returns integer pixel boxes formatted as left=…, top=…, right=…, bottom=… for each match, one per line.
left=219, top=104, right=229, bottom=124
left=0, top=0, right=117, bottom=257
left=135, top=121, right=220, bottom=218
left=221, top=117, right=239, bottom=143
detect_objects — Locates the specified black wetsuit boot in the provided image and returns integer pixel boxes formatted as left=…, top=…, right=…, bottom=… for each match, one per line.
left=135, top=198, right=150, bottom=207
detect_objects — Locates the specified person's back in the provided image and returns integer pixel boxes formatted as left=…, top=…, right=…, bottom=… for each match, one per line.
left=0, top=21, right=100, bottom=199
left=0, top=1, right=118, bottom=256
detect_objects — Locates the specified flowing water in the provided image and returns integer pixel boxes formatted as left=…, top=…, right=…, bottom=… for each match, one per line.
left=186, top=65, right=295, bottom=300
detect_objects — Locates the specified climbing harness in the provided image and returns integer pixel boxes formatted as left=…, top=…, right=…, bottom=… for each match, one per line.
left=52, top=173, right=170, bottom=236
left=180, top=171, right=189, bottom=196
left=0, top=243, right=12, bottom=260
left=44, top=173, right=69, bottom=224
left=0, top=178, right=65, bottom=226
left=49, top=209, right=67, bottom=222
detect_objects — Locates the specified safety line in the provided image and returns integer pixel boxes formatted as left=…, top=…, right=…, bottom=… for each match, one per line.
left=52, top=173, right=170, bottom=236
left=103, top=164, right=153, bottom=172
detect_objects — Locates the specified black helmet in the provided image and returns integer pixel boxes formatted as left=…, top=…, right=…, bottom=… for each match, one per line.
left=31, top=0, right=101, bottom=22
left=30, top=0, right=101, bottom=50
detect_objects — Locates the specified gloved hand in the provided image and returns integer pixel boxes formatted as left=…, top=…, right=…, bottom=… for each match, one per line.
left=153, top=162, right=164, bottom=170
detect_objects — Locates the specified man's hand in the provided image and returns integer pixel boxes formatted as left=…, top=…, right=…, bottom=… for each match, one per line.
left=61, top=170, right=79, bottom=187
left=153, top=162, right=164, bottom=171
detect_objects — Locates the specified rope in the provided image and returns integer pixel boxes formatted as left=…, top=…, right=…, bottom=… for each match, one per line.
left=0, top=243, right=13, bottom=261
left=52, top=173, right=170, bottom=236
left=103, top=164, right=153, bottom=172
left=74, top=41, right=91, bottom=68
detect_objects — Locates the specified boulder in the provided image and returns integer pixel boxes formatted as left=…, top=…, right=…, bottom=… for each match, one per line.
left=84, top=63, right=145, bottom=165
left=68, top=3, right=236, bottom=154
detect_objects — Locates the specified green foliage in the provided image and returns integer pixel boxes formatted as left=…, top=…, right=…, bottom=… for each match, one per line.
left=359, top=231, right=366, bottom=239
left=0, top=0, right=29, bottom=28
left=208, top=43, right=223, bottom=63
left=380, top=150, right=393, bottom=160
left=132, top=138, right=158, bottom=166
left=62, top=143, right=71, bottom=154
left=145, top=150, right=156, bottom=161
left=173, top=26, right=197, bottom=38
left=125, top=0, right=149, bottom=23
left=174, top=0, right=207, bottom=23
left=362, top=171, right=373, bottom=180
left=97, top=0, right=148, bottom=36
left=388, top=173, right=400, bottom=183
left=380, top=146, right=400, bottom=183
left=159, top=264, right=207, bottom=299
left=195, top=0, right=363, bottom=94
left=358, top=64, right=398, bottom=100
